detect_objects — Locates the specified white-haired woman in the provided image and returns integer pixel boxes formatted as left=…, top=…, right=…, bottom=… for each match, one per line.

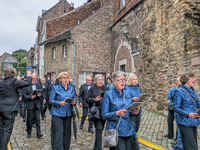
left=86, top=74, right=109, bottom=150
left=126, top=73, right=142, bottom=133
left=102, top=71, right=140, bottom=150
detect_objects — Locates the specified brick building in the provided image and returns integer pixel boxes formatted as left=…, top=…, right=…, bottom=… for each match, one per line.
left=26, top=47, right=35, bottom=70
left=40, top=0, right=200, bottom=112
left=40, top=0, right=107, bottom=88
left=110, top=0, right=200, bottom=113
left=35, top=0, right=73, bottom=78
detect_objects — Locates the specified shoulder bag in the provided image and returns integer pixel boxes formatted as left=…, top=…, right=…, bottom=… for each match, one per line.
left=180, top=87, right=200, bottom=113
left=103, top=92, right=125, bottom=148
left=88, top=102, right=100, bottom=121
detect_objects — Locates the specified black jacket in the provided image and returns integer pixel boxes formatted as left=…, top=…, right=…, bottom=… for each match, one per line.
left=47, top=78, right=60, bottom=86
left=23, top=83, right=44, bottom=110
left=0, top=76, right=31, bottom=112
left=41, top=83, right=50, bottom=100
left=86, top=84, right=109, bottom=109
left=78, top=83, right=93, bottom=108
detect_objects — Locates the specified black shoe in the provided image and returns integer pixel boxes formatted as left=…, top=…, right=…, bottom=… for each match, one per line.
left=41, top=117, right=44, bottom=121
left=27, top=135, right=31, bottom=138
left=23, top=117, right=26, bottom=122
left=80, top=125, right=83, bottom=130
left=37, top=134, right=43, bottom=139
left=164, top=134, right=173, bottom=139
left=171, top=140, right=179, bottom=145
left=88, top=129, right=94, bottom=134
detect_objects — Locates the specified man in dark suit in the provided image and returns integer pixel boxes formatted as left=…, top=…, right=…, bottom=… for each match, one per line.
left=16, top=76, right=24, bottom=117
left=79, top=76, right=94, bottom=133
left=23, top=73, right=46, bottom=139
left=0, top=69, right=32, bottom=150
left=40, top=77, right=49, bottom=120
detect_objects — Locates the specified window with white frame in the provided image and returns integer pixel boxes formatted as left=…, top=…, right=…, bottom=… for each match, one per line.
left=63, top=45, right=67, bottom=57
left=52, top=47, right=56, bottom=59
left=120, top=0, right=126, bottom=9
left=79, top=72, right=92, bottom=88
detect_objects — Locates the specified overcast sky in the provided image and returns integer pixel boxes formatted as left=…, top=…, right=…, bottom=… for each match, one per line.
left=0, top=0, right=87, bottom=56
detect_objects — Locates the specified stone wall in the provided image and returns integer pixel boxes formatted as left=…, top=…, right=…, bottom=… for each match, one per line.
left=46, top=0, right=101, bottom=40
left=111, top=0, right=200, bottom=114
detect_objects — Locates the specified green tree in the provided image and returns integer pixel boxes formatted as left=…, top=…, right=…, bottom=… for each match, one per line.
left=12, top=52, right=26, bottom=63
left=12, top=52, right=27, bottom=74
left=1, top=62, right=5, bottom=75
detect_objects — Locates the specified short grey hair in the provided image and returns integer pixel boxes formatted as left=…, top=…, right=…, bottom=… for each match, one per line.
left=94, top=74, right=104, bottom=81
left=112, top=71, right=126, bottom=81
left=180, top=71, right=195, bottom=85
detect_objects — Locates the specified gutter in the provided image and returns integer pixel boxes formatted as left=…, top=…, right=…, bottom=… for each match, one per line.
left=67, top=35, right=76, bottom=85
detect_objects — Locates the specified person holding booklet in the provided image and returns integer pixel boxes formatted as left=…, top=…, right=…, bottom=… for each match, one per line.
left=86, top=74, right=109, bottom=150
left=125, top=73, right=143, bottom=133
left=49, top=72, right=76, bottom=150
left=173, top=71, right=200, bottom=150
left=102, top=71, right=140, bottom=150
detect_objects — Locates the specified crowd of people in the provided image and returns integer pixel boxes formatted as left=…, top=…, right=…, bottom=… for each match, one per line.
left=0, top=67, right=200, bottom=150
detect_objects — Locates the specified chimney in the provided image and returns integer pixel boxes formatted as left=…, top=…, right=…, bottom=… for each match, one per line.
left=69, top=3, right=74, bottom=11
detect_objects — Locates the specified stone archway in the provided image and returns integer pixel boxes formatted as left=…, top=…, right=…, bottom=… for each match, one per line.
left=114, top=41, right=135, bottom=73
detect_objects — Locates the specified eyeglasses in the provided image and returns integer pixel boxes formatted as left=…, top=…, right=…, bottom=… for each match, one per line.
left=116, top=79, right=126, bottom=82
left=62, top=77, right=69, bottom=80
left=97, top=79, right=103, bottom=82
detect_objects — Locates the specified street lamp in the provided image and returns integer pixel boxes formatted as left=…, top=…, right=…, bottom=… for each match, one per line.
left=121, top=19, right=138, bottom=54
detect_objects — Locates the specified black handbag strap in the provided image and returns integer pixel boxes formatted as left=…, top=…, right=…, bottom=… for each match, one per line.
left=116, top=91, right=125, bottom=130
left=180, top=87, right=198, bottom=109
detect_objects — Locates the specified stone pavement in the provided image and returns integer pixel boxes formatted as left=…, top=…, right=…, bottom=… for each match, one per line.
left=9, top=107, right=200, bottom=150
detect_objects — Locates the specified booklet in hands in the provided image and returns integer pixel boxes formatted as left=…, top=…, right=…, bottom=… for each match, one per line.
left=126, top=101, right=146, bottom=111
left=99, top=91, right=105, bottom=98
left=196, top=109, right=200, bottom=115
left=138, top=93, right=150, bottom=101
left=31, top=89, right=43, bottom=95
left=65, top=97, right=77, bottom=103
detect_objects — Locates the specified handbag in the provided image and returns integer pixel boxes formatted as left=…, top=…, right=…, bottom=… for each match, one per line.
left=103, top=92, right=125, bottom=148
left=103, top=116, right=121, bottom=147
left=88, top=102, right=100, bottom=121
left=168, top=104, right=174, bottom=111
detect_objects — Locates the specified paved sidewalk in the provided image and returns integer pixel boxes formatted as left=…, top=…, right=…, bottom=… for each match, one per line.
left=9, top=107, right=200, bottom=149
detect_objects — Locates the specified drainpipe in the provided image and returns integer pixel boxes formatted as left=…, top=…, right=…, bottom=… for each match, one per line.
left=67, top=36, right=76, bottom=85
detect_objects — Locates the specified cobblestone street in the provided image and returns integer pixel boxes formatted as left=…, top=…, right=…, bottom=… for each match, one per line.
left=10, top=107, right=200, bottom=150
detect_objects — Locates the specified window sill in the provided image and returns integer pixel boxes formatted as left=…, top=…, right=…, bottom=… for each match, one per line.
left=118, top=6, right=125, bottom=15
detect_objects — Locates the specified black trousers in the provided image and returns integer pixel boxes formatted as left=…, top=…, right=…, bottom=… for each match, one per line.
left=42, top=102, right=49, bottom=117
left=93, top=119, right=105, bottom=150
left=40, top=101, right=44, bottom=118
left=23, top=102, right=27, bottom=119
left=81, top=107, right=93, bottom=129
left=0, top=111, right=17, bottom=150
left=179, top=125, right=198, bottom=150
left=110, top=136, right=136, bottom=150
left=167, top=110, right=174, bottom=138
left=51, top=115, right=71, bottom=150
left=27, top=109, right=41, bottom=136
left=19, top=101, right=23, bottom=116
